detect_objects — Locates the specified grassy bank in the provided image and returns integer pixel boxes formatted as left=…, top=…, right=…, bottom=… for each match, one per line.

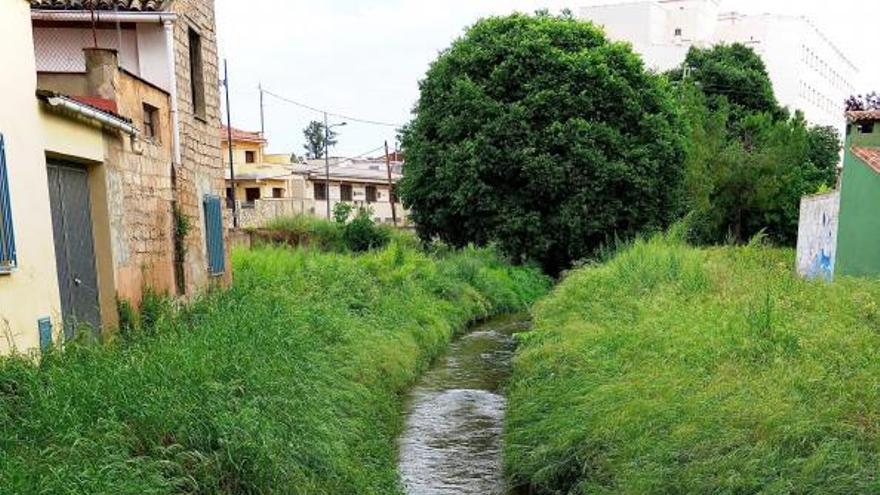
left=505, top=235, right=880, bottom=494
left=0, top=239, right=549, bottom=494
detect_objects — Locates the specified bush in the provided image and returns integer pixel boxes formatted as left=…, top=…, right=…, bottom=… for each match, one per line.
left=400, top=12, right=686, bottom=274
left=505, top=236, right=880, bottom=494
left=0, top=242, right=550, bottom=494
left=342, top=208, right=390, bottom=253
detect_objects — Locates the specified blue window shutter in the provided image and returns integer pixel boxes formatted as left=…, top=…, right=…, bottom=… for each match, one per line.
left=0, top=134, right=17, bottom=272
left=203, top=194, right=225, bottom=275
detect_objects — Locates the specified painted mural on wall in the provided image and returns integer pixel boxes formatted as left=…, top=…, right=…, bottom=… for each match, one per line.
left=795, top=191, right=840, bottom=281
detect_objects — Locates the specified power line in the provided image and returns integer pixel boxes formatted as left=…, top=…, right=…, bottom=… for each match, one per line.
left=261, top=88, right=402, bottom=128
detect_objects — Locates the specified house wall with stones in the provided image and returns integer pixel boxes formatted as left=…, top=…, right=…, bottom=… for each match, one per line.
left=168, top=0, right=231, bottom=291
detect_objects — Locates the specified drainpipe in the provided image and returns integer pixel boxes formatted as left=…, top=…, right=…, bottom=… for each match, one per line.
left=44, top=95, right=140, bottom=137
left=164, top=19, right=181, bottom=171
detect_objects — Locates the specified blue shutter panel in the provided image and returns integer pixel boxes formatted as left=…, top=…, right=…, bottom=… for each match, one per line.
left=203, top=194, right=225, bottom=275
left=0, top=134, right=17, bottom=272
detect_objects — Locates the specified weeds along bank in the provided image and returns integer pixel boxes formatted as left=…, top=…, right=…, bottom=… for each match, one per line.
left=0, top=238, right=549, bottom=494
left=505, top=236, right=880, bottom=494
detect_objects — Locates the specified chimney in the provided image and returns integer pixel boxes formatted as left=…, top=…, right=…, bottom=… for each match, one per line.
left=83, top=48, right=119, bottom=101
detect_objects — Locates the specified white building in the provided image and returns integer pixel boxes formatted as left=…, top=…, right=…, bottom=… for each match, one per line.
left=579, top=0, right=859, bottom=131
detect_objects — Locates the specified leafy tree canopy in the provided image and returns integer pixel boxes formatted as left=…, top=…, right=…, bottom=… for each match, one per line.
left=400, top=13, right=687, bottom=274
left=302, top=120, right=338, bottom=159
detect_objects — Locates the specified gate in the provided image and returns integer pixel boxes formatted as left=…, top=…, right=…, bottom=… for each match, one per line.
left=47, top=161, right=101, bottom=339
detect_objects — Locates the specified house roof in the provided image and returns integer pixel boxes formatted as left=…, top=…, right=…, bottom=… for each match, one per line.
left=846, top=110, right=880, bottom=122
left=68, top=95, right=119, bottom=116
left=221, top=126, right=266, bottom=145
left=30, top=0, right=167, bottom=11
left=851, top=147, right=880, bottom=174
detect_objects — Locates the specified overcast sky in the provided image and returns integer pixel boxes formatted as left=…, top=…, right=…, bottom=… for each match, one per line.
left=216, top=0, right=879, bottom=157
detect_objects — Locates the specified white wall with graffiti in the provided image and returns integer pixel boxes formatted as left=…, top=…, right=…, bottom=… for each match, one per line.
left=796, top=191, right=840, bottom=281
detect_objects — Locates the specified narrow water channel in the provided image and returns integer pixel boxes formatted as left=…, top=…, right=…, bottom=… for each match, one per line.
left=398, top=314, right=530, bottom=495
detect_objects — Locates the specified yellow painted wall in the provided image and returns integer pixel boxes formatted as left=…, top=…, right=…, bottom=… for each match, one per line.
left=221, top=140, right=263, bottom=165
left=40, top=108, right=105, bottom=163
left=0, top=0, right=63, bottom=356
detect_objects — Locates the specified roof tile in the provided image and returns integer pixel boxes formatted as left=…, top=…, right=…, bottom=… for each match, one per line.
left=851, top=146, right=880, bottom=174
left=30, top=0, right=166, bottom=11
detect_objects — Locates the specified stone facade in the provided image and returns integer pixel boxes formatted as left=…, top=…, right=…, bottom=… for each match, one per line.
left=168, top=0, right=231, bottom=291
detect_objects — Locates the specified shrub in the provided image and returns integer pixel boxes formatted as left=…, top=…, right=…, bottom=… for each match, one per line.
left=342, top=208, right=390, bottom=253
left=400, top=12, right=686, bottom=274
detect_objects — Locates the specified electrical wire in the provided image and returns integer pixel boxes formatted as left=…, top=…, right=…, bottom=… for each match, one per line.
left=261, top=88, right=403, bottom=128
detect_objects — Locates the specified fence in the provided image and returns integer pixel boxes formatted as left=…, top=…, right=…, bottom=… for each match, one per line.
left=227, top=197, right=409, bottom=230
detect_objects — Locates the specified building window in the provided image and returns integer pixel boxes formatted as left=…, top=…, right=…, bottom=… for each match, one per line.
left=340, top=184, right=353, bottom=201
left=314, top=182, right=327, bottom=201
left=674, top=28, right=682, bottom=36
left=245, top=187, right=261, bottom=203
left=365, top=185, right=378, bottom=203
left=859, top=122, right=875, bottom=134
left=188, top=28, right=206, bottom=120
left=245, top=150, right=256, bottom=164
left=272, top=187, right=284, bottom=199
left=0, top=134, right=16, bottom=273
left=143, top=103, right=159, bottom=141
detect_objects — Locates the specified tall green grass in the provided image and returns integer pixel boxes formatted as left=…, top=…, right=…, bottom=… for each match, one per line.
left=0, top=240, right=549, bottom=494
left=505, top=235, right=880, bottom=494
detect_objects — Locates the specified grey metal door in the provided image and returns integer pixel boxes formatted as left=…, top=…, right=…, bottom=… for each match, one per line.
left=47, top=162, right=101, bottom=339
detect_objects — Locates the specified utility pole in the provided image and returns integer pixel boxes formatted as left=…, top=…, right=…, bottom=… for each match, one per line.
left=324, top=111, right=331, bottom=219
left=224, top=59, right=238, bottom=228
left=384, top=140, right=398, bottom=227
left=258, top=83, right=265, bottom=137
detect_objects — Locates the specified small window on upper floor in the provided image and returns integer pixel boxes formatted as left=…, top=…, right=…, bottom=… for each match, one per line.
left=245, top=150, right=256, bottom=163
left=188, top=27, right=206, bottom=120
left=674, top=28, right=682, bottom=37
left=272, top=187, right=284, bottom=199
left=143, top=103, right=159, bottom=142
left=859, top=122, right=875, bottom=134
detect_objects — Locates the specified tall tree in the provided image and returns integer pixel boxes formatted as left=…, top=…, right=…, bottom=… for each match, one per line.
left=400, top=13, right=686, bottom=274
left=302, top=120, right=338, bottom=159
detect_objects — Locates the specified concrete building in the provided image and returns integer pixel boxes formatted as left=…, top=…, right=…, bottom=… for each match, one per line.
left=579, top=0, right=859, bottom=131
left=30, top=0, right=231, bottom=308
left=222, top=126, right=408, bottom=228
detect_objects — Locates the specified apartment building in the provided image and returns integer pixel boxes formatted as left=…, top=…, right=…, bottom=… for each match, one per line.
left=579, top=0, right=859, bottom=131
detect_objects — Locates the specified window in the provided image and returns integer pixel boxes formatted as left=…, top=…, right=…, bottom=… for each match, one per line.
left=0, top=134, right=16, bottom=273
left=143, top=103, right=159, bottom=141
left=674, top=28, right=682, bottom=36
left=340, top=184, right=353, bottom=201
left=314, top=182, right=327, bottom=201
left=365, top=185, right=378, bottom=203
left=188, top=28, right=206, bottom=120
left=272, top=187, right=284, bottom=199
left=203, top=195, right=225, bottom=276
left=245, top=187, right=261, bottom=202
left=245, top=150, right=256, bottom=164
left=859, top=122, right=875, bottom=134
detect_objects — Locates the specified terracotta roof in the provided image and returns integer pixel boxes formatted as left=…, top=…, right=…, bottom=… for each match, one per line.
left=68, top=96, right=118, bottom=116
left=851, top=146, right=880, bottom=174
left=220, top=126, right=266, bottom=144
left=846, top=110, right=880, bottom=122
left=30, top=0, right=166, bottom=11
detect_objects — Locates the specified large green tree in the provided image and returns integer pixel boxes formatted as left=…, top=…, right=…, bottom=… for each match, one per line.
left=302, top=120, right=338, bottom=159
left=400, top=13, right=686, bottom=273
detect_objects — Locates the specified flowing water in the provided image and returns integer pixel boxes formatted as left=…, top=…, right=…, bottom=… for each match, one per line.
left=398, top=315, right=530, bottom=495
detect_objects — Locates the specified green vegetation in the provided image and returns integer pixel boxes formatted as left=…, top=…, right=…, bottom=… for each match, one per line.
left=401, top=12, right=686, bottom=274
left=261, top=208, right=391, bottom=253
left=671, top=44, right=841, bottom=245
left=505, top=235, right=880, bottom=494
left=0, top=239, right=549, bottom=494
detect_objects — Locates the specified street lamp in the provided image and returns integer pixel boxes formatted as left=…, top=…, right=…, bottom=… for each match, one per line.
left=324, top=112, right=347, bottom=219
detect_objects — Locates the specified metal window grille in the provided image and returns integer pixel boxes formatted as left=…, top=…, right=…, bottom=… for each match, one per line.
left=0, top=134, right=17, bottom=273
left=203, top=194, right=225, bottom=276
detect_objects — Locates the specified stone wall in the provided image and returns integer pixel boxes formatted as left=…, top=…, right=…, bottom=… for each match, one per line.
left=168, top=0, right=231, bottom=292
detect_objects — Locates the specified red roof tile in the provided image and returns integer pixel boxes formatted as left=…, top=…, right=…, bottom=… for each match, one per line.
left=221, top=126, right=266, bottom=144
left=846, top=110, right=880, bottom=122
left=851, top=146, right=880, bottom=174
left=69, top=96, right=118, bottom=116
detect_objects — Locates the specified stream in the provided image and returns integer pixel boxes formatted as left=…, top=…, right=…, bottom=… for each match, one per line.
left=398, top=314, right=530, bottom=495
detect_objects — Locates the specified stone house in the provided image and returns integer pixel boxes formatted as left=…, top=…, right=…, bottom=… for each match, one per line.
left=0, top=0, right=231, bottom=350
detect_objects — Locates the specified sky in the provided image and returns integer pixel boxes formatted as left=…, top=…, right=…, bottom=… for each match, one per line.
left=216, top=0, right=879, bottom=157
